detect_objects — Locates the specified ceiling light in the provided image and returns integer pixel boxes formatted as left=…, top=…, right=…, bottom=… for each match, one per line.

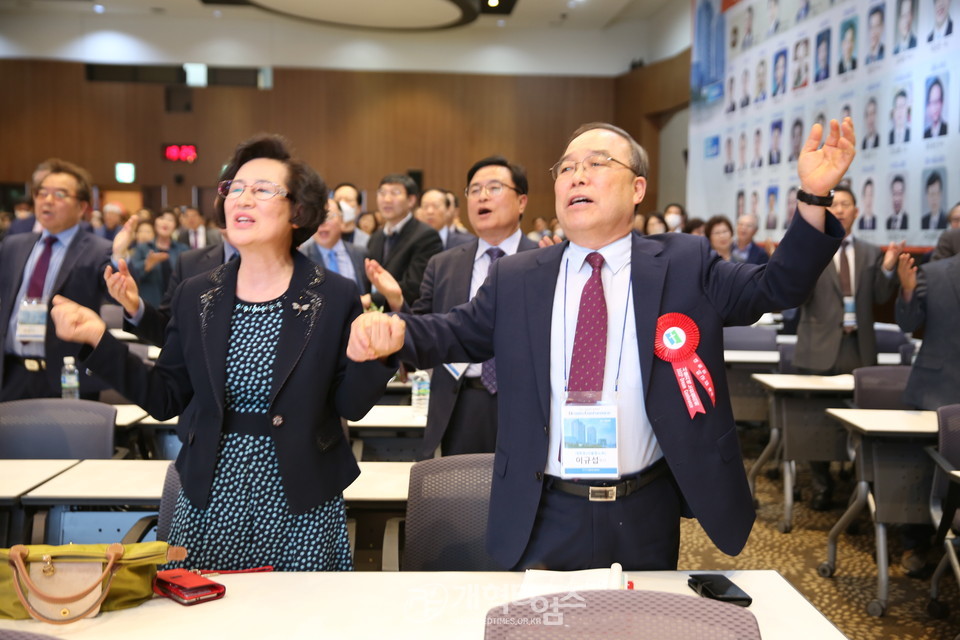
left=488, top=0, right=499, bottom=6
left=213, top=9, right=222, bottom=18
left=93, top=4, right=105, bottom=14
left=497, top=19, right=505, bottom=27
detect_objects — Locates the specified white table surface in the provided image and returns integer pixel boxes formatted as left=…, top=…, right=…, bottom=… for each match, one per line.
left=20, top=459, right=173, bottom=506
left=19, top=459, right=413, bottom=506
left=348, top=404, right=426, bottom=429
left=752, top=373, right=854, bottom=392
left=826, top=408, right=938, bottom=436
left=727, top=350, right=902, bottom=365
left=0, top=459, right=79, bottom=504
left=0, top=569, right=844, bottom=639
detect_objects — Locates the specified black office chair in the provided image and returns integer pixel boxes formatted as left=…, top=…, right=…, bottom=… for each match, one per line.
left=123, top=461, right=181, bottom=543
left=722, top=325, right=778, bottom=350
left=874, top=326, right=911, bottom=353
left=852, top=365, right=913, bottom=410
left=777, top=343, right=799, bottom=374
left=382, top=453, right=498, bottom=571
left=484, top=589, right=761, bottom=639
left=0, top=399, right=121, bottom=459
left=926, top=404, right=960, bottom=619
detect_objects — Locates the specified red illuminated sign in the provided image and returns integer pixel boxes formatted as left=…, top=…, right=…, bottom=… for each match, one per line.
left=163, top=144, right=198, bottom=163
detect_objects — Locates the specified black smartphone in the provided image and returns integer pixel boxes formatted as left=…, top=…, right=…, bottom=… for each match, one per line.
left=687, top=573, right=752, bottom=607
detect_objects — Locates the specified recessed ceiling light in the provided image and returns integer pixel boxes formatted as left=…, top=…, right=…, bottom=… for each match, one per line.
left=488, top=0, right=500, bottom=7
left=213, top=9, right=222, bottom=18
left=497, top=19, right=505, bottom=27
left=93, top=4, right=105, bottom=14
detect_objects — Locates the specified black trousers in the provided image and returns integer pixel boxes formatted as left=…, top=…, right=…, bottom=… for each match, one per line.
left=512, top=463, right=683, bottom=571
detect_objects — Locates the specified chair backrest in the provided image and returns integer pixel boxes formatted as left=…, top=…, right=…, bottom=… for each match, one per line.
left=100, top=303, right=125, bottom=330
left=898, top=341, right=916, bottom=365
left=402, top=453, right=498, bottom=571
left=0, top=399, right=117, bottom=459
left=777, top=343, right=798, bottom=374
left=874, top=326, right=910, bottom=353
left=722, top=325, right=778, bottom=351
left=157, top=462, right=182, bottom=541
left=484, top=589, right=761, bottom=640
left=852, top=365, right=913, bottom=410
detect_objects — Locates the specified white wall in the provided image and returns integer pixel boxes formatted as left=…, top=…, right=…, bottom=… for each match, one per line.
left=658, top=107, right=691, bottom=212
left=0, top=11, right=681, bottom=77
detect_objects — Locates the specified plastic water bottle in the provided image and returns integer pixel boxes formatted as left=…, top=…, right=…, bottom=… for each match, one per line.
left=410, top=370, right=430, bottom=417
left=61, top=356, right=80, bottom=400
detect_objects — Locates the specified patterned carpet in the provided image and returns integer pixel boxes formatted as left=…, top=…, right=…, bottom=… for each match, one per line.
left=678, top=426, right=960, bottom=640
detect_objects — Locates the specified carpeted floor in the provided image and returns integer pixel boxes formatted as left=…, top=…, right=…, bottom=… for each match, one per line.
left=678, top=426, right=959, bottom=640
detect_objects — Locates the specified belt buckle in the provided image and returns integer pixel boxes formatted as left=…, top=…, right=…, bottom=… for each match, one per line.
left=24, top=359, right=41, bottom=372
left=588, top=486, right=617, bottom=502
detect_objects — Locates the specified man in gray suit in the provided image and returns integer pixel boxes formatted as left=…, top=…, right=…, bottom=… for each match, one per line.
left=794, top=185, right=899, bottom=510
left=300, top=201, right=369, bottom=295
left=368, top=156, right=537, bottom=457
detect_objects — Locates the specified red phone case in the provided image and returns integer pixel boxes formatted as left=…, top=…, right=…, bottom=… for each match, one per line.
left=154, top=568, right=226, bottom=606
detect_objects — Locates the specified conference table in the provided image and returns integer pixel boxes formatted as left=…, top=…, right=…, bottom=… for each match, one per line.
left=348, top=405, right=426, bottom=461
left=748, top=374, right=855, bottom=533
left=0, top=459, right=79, bottom=546
left=20, top=459, right=415, bottom=545
left=819, top=408, right=937, bottom=617
left=0, top=569, right=844, bottom=639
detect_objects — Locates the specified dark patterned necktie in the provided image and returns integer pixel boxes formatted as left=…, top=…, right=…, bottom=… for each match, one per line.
left=567, top=252, right=607, bottom=402
left=838, top=239, right=852, bottom=296
left=26, top=236, right=57, bottom=299
left=480, top=247, right=505, bottom=394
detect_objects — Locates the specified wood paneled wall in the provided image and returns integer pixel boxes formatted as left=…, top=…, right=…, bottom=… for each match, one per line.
left=0, top=55, right=690, bottom=228
left=1, top=60, right=618, bottom=228
left=614, top=49, right=693, bottom=215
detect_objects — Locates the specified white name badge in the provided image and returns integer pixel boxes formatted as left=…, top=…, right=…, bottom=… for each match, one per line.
left=560, top=402, right=619, bottom=479
left=842, top=295, right=857, bottom=329
left=16, top=298, right=47, bottom=343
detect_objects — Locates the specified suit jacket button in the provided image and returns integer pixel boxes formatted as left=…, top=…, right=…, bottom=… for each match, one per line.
left=272, top=415, right=284, bottom=427
left=535, top=471, right=542, bottom=481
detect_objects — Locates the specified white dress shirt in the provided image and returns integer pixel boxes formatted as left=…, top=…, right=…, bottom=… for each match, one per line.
left=546, top=234, right=661, bottom=477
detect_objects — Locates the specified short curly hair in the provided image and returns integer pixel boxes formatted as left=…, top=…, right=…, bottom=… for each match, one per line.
left=214, top=134, right=327, bottom=250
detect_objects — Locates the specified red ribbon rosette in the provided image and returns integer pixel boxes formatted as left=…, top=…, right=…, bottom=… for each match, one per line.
left=653, top=313, right=716, bottom=418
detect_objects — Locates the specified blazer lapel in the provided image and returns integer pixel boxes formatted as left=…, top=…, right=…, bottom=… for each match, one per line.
left=199, top=261, right=234, bottom=415
left=525, top=243, right=565, bottom=423
left=270, top=254, right=325, bottom=403
left=450, top=243, right=476, bottom=302
left=631, top=235, right=666, bottom=398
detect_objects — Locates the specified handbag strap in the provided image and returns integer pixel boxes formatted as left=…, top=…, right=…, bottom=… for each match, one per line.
left=8, top=543, right=124, bottom=605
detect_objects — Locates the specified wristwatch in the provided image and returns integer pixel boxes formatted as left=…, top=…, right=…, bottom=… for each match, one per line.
left=796, top=189, right=835, bottom=207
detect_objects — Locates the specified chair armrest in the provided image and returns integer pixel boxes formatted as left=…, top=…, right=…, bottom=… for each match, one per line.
left=381, top=517, right=405, bottom=571
left=121, top=514, right=158, bottom=544
left=927, top=445, right=956, bottom=474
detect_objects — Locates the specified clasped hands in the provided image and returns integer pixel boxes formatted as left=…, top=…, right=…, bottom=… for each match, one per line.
left=346, top=312, right=406, bottom=362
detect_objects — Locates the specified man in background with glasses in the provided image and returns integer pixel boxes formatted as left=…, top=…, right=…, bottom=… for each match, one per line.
left=367, top=156, right=538, bottom=458
left=364, top=174, right=442, bottom=309
left=0, top=159, right=115, bottom=400
left=350, top=120, right=854, bottom=571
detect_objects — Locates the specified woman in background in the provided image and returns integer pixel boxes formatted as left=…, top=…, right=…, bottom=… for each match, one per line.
left=129, top=209, right=188, bottom=308
left=705, top=215, right=736, bottom=261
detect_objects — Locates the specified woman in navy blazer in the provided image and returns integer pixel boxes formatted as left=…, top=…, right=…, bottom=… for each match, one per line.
left=51, top=135, right=396, bottom=571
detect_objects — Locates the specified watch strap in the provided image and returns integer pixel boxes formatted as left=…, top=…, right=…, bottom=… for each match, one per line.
left=796, top=189, right=835, bottom=207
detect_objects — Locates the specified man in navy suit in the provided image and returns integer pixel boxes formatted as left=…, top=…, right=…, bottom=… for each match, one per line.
left=0, top=159, right=113, bottom=400
left=368, top=156, right=538, bottom=458
left=365, top=174, right=442, bottom=308
left=300, top=201, right=369, bottom=294
left=350, top=119, right=853, bottom=571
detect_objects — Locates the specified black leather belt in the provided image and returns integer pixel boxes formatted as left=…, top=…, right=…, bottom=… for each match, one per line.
left=4, top=355, right=46, bottom=372
left=545, top=458, right=669, bottom=502
left=461, top=377, right=489, bottom=391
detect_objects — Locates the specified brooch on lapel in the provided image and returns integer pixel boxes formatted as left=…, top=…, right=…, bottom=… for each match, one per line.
left=653, top=313, right=716, bottom=419
left=292, top=301, right=310, bottom=316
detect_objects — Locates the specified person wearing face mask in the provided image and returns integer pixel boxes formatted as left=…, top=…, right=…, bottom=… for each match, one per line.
left=663, top=203, right=687, bottom=233
left=333, top=182, right=369, bottom=249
